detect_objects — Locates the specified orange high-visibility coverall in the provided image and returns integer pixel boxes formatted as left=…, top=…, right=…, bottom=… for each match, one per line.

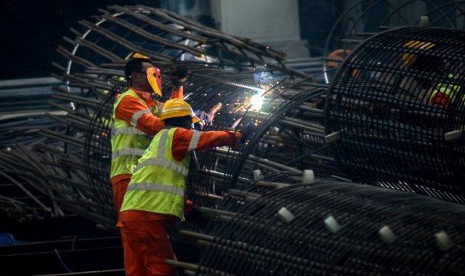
left=111, top=87, right=183, bottom=212
left=119, top=128, right=241, bottom=276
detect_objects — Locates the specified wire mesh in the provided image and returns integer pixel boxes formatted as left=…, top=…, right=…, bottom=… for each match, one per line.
left=323, top=0, right=465, bottom=84
left=1, top=3, right=465, bottom=274
left=326, top=26, right=465, bottom=203
left=39, top=5, right=324, bottom=229
left=195, top=180, right=465, bottom=275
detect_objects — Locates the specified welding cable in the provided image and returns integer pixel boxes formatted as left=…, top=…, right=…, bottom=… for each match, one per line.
left=54, top=248, right=74, bottom=273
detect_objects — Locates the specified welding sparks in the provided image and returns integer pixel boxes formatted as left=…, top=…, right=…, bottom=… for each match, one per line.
left=250, top=91, right=265, bottom=111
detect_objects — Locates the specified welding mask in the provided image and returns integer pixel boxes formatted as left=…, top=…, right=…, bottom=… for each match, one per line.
left=146, top=66, right=162, bottom=97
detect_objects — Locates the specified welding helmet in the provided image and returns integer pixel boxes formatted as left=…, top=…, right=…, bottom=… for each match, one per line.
left=125, top=52, right=163, bottom=96
left=160, top=98, right=200, bottom=123
left=146, top=66, right=162, bottom=97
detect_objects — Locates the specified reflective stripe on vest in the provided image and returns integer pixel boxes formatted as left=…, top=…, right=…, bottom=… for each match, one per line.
left=430, top=84, right=461, bottom=101
left=131, top=109, right=152, bottom=126
left=132, top=130, right=187, bottom=176
left=126, top=182, right=184, bottom=197
left=429, top=75, right=462, bottom=104
left=112, top=148, right=146, bottom=159
left=188, top=131, right=201, bottom=151
left=110, top=89, right=152, bottom=177
left=112, top=126, right=146, bottom=136
left=120, top=128, right=190, bottom=219
left=134, top=157, right=188, bottom=176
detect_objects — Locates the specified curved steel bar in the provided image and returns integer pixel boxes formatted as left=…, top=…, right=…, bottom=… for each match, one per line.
left=39, top=5, right=325, bottom=229
left=326, top=26, right=465, bottom=203
left=193, top=180, right=465, bottom=275
left=322, top=0, right=465, bottom=83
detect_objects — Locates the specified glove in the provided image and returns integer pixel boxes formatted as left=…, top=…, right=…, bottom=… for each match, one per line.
left=170, top=65, right=190, bottom=87
left=184, top=197, right=194, bottom=217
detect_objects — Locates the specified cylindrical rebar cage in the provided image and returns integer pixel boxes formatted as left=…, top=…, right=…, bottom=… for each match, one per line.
left=326, top=26, right=465, bottom=202
left=195, top=181, right=465, bottom=275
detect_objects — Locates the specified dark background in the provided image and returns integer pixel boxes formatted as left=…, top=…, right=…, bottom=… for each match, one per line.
left=0, top=0, right=340, bottom=80
left=0, top=0, right=148, bottom=80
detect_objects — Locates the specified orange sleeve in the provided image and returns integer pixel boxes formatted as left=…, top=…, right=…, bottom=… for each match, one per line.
left=115, top=95, right=165, bottom=136
left=171, top=128, right=241, bottom=161
left=170, top=86, right=184, bottom=99
left=326, top=49, right=352, bottom=69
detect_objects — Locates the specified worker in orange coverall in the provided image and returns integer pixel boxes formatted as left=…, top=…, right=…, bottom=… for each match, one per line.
left=119, top=98, right=244, bottom=275
left=110, top=53, right=188, bottom=213
left=325, top=48, right=353, bottom=82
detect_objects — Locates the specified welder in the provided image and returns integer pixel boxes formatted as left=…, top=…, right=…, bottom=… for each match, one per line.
left=403, top=40, right=462, bottom=107
left=110, top=53, right=188, bottom=213
left=118, top=98, right=244, bottom=275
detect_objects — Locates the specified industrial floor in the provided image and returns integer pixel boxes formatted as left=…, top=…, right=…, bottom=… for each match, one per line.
left=0, top=216, right=125, bottom=275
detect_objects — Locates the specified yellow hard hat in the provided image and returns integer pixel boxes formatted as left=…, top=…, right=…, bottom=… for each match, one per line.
left=160, top=98, right=200, bottom=123
left=124, top=52, right=150, bottom=61
left=402, top=40, right=435, bottom=67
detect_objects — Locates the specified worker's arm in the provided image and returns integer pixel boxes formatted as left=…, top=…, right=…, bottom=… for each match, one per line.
left=115, top=95, right=165, bottom=135
left=169, top=65, right=189, bottom=99
left=171, top=128, right=241, bottom=161
left=326, top=49, right=352, bottom=69
left=170, top=86, right=184, bottom=99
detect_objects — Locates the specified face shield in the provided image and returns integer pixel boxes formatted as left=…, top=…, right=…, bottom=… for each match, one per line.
left=146, top=66, right=162, bottom=97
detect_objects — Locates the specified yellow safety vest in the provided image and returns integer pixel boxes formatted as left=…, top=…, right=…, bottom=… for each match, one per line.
left=110, top=89, right=154, bottom=178
left=121, top=128, right=200, bottom=220
left=429, top=75, right=462, bottom=106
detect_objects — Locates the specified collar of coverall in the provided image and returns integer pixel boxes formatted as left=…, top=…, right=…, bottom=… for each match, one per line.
left=131, top=88, right=152, bottom=100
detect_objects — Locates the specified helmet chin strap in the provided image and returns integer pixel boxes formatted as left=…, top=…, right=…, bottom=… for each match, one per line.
left=150, top=93, right=162, bottom=100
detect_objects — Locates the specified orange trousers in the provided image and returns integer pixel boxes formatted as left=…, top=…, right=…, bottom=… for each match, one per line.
left=111, top=175, right=131, bottom=212
left=120, top=219, right=177, bottom=276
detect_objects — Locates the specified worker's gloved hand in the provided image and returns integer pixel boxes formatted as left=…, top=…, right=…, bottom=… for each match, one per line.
left=170, top=65, right=190, bottom=87
left=184, top=197, right=194, bottom=218
left=207, top=103, right=222, bottom=124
